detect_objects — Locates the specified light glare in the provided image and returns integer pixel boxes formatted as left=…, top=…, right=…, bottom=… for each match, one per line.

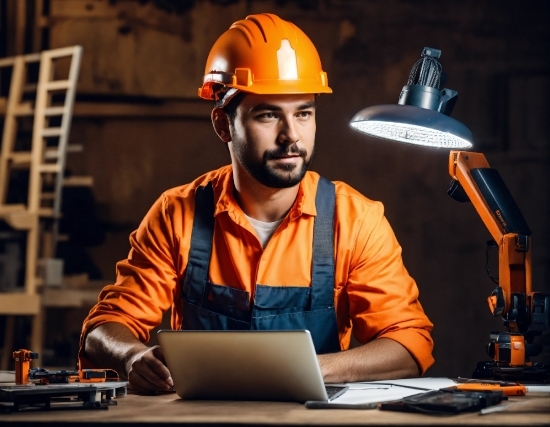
left=350, top=120, right=473, bottom=149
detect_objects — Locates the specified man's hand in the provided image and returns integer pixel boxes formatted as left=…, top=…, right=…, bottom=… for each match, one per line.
left=126, top=345, right=173, bottom=393
left=83, top=322, right=173, bottom=393
left=317, top=337, right=420, bottom=383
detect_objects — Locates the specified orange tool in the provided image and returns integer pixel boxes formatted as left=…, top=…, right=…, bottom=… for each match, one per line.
left=453, top=379, right=526, bottom=396
left=30, top=367, right=120, bottom=384
left=75, top=369, right=119, bottom=383
left=13, top=349, right=39, bottom=385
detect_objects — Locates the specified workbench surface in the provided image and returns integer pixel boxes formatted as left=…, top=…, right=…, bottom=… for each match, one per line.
left=1, top=390, right=549, bottom=426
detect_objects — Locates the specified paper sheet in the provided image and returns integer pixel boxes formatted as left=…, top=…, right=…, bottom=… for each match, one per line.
left=0, top=371, right=15, bottom=383
left=329, top=377, right=457, bottom=405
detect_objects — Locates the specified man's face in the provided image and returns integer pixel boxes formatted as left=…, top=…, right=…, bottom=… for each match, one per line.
left=228, top=93, right=316, bottom=188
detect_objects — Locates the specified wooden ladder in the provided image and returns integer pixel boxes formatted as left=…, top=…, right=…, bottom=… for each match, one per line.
left=0, top=46, right=83, bottom=369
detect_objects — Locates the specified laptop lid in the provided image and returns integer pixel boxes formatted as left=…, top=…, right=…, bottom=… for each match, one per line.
left=157, top=330, right=329, bottom=402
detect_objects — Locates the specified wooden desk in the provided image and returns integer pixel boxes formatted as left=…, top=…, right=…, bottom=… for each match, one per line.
left=1, top=391, right=549, bottom=426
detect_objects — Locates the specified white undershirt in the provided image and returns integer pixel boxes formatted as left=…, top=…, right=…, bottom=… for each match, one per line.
left=244, top=214, right=283, bottom=248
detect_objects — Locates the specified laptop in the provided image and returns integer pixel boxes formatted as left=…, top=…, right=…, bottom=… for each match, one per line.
left=157, top=330, right=348, bottom=402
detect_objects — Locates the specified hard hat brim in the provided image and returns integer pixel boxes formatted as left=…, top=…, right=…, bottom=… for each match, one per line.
left=199, top=81, right=332, bottom=100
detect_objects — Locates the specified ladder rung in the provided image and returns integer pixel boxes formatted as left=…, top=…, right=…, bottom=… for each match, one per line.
left=24, top=53, right=41, bottom=63
left=0, top=204, right=26, bottom=214
left=44, top=148, right=61, bottom=159
left=40, top=192, right=56, bottom=200
left=44, top=106, right=66, bottom=116
left=63, top=176, right=93, bottom=187
left=13, top=102, right=34, bottom=116
left=9, top=152, right=32, bottom=165
left=42, top=127, right=63, bottom=137
left=43, top=144, right=82, bottom=158
left=44, top=46, right=80, bottom=60
left=39, top=164, right=62, bottom=173
left=38, top=207, right=55, bottom=217
left=23, top=83, right=38, bottom=93
left=44, top=80, right=71, bottom=91
left=0, top=58, right=15, bottom=67
left=67, top=144, right=84, bottom=153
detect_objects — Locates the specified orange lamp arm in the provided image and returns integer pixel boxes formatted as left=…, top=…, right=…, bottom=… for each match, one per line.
left=448, top=151, right=532, bottom=322
left=449, top=151, right=503, bottom=242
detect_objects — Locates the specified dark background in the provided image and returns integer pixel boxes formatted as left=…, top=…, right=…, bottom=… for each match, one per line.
left=1, top=0, right=549, bottom=376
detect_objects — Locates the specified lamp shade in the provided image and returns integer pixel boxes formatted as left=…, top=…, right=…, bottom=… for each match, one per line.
left=349, top=104, right=473, bottom=149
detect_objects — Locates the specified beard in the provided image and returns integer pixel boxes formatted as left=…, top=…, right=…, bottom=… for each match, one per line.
left=232, top=140, right=314, bottom=188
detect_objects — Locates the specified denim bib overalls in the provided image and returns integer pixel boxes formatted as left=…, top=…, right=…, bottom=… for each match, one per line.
left=180, top=177, right=340, bottom=354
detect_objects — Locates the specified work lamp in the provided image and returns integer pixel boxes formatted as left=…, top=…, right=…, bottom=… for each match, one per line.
left=349, top=47, right=473, bottom=149
left=350, top=47, right=550, bottom=383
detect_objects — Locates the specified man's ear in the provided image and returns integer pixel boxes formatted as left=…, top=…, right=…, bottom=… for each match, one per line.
left=212, top=107, right=231, bottom=143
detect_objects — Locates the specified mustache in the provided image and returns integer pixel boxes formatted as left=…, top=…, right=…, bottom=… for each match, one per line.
left=263, top=144, right=307, bottom=160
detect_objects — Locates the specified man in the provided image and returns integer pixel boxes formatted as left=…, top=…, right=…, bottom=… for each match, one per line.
left=80, top=13, right=434, bottom=393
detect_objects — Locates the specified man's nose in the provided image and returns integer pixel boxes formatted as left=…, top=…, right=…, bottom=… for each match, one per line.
left=277, top=117, right=300, bottom=145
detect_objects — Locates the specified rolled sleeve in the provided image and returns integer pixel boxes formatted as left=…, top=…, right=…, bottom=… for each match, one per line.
left=346, top=202, right=434, bottom=374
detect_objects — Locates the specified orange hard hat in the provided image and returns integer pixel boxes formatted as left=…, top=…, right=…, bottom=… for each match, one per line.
left=198, top=13, right=332, bottom=102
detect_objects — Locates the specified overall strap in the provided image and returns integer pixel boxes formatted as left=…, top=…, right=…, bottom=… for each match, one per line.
left=181, top=183, right=215, bottom=305
left=311, top=177, right=336, bottom=308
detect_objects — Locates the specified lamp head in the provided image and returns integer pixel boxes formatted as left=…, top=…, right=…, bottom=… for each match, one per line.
left=349, top=47, right=473, bottom=149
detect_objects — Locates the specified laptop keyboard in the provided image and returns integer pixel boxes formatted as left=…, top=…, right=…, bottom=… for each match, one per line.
left=325, top=385, right=348, bottom=401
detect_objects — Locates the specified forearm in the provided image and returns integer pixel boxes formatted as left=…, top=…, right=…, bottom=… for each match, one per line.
left=318, top=338, right=419, bottom=383
left=83, top=322, right=148, bottom=379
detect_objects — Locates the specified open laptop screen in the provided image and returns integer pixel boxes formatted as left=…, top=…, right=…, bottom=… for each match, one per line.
left=157, top=330, right=346, bottom=402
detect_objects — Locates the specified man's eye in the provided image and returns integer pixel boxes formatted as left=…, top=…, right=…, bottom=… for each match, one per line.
left=258, top=112, right=277, bottom=120
left=297, top=111, right=312, bottom=118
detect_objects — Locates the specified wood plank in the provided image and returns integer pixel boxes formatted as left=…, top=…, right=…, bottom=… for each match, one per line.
left=13, top=102, right=34, bottom=116
left=44, top=148, right=60, bottom=159
left=0, top=57, right=26, bottom=205
left=0, top=293, right=40, bottom=315
left=38, top=164, right=62, bottom=173
left=63, top=175, right=93, bottom=186
left=0, top=57, right=15, bottom=67
left=66, top=144, right=84, bottom=153
left=9, top=152, right=32, bottom=165
left=44, top=145, right=84, bottom=158
left=23, top=83, right=38, bottom=92
left=44, top=80, right=71, bottom=91
left=38, top=207, right=55, bottom=217
left=0, top=210, right=35, bottom=230
left=44, top=106, right=67, bottom=116
left=14, top=0, right=26, bottom=55
left=41, top=288, right=101, bottom=308
left=0, top=204, right=26, bottom=213
left=40, top=192, right=56, bottom=200
left=33, top=0, right=47, bottom=52
left=41, top=127, right=63, bottom=138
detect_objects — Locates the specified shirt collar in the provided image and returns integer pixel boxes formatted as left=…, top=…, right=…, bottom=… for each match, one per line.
left=213, top=166, right=319, bottom=220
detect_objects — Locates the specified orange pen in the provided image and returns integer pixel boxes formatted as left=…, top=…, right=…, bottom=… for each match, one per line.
left=453, top=379, right=526, bottom=396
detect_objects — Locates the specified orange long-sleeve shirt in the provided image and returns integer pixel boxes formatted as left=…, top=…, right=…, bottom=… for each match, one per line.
left=80, top=166, right=434, bottom=373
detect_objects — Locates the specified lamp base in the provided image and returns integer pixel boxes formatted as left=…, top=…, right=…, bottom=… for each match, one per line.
left=473, top=360, right=550, bottom=383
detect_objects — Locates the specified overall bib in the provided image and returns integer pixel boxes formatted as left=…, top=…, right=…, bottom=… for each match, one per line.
left=180, top=177, right=340, bottom=354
